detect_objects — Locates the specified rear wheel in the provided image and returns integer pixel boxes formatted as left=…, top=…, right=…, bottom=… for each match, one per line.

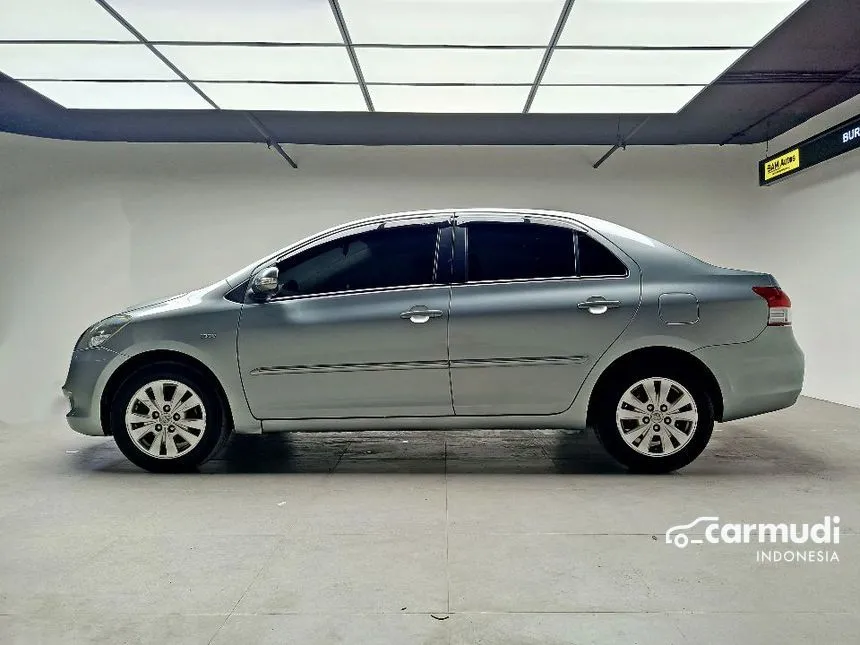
left=110, top=362, right=230, bottom=473
left=594, top=367, right=714, bottom=473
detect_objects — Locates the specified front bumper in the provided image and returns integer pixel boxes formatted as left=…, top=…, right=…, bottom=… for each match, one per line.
left=62, top=346, right=123, bottom=436
left=693, top=326, right=805, bottom=422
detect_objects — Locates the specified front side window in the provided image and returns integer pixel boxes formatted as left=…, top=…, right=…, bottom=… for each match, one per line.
left=274, top=224, right=439, bottom=297
left=464, top=221, right=576, bottom=282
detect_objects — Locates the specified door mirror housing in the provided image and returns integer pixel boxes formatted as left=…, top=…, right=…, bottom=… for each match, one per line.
left=250, top=266, right=279, bottom=299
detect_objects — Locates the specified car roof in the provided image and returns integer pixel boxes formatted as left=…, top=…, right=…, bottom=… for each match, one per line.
left=382, top=207, right=675, bottom=258
left=225, top=207, right=709, bottom=287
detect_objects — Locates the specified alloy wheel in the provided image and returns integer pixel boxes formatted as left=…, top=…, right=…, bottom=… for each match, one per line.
left=615, top=377, right=698, bottom=457
left=124, top=379, right=207, bottom=459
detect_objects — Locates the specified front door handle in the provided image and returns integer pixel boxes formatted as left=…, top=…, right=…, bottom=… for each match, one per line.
left=577, top=296, right=622, bottom=315
left=400, top=306, right=444, bottom=324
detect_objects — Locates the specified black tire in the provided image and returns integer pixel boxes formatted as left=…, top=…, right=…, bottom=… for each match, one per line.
left=110, top=361, right=230, bottom=473
left=593, top=364, right=714, bottom=473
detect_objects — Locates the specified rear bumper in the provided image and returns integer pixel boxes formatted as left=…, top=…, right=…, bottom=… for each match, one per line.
left=693, top=326, right=804, bottom=422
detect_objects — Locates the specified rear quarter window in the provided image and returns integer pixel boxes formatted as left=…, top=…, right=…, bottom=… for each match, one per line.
left=577, top=233, right=628, bottom=277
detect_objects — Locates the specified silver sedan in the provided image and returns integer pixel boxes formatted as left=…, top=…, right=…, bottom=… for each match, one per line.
left=63, top=209, right=804, bottom=473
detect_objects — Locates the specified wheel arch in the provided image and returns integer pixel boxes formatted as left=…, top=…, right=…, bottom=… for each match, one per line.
left=100, top=349, right=233, bottom=435
left=586, top=346, right=724, bottom=426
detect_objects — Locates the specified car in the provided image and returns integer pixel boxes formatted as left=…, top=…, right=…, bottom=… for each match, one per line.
left=63, top=208, right=805, bottom=473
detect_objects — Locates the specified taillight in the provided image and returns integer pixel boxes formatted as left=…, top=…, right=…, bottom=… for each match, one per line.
left=753, top=286, right=791, bottom=326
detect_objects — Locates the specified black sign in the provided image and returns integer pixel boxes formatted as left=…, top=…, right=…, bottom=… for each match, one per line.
left=759, top=113, right=860, bottom=186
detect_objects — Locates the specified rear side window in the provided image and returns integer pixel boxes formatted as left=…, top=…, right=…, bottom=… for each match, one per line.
left=577, top=233, right=628, bottom=277
left=465, top=222, right=575, bottom=282
left=274, top=224, right=438, bottom=297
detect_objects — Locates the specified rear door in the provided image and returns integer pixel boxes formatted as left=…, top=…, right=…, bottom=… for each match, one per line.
left=448, top=214, right=640, bottom=416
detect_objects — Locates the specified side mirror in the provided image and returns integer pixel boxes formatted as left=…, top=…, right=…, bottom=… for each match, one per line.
left=250, top=266, right=279, bottom=299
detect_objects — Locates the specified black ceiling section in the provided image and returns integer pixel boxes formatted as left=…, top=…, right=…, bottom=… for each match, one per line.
left=0, top=0, right=858, bottom=146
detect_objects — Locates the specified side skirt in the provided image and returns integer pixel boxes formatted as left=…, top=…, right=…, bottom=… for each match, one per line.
left=260, top=414, right=582, bottom=433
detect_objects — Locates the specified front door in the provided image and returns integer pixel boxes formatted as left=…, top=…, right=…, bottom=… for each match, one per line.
left=448, top=217, right=640, bottom=416
left=238, top=222, right=453, bottom=419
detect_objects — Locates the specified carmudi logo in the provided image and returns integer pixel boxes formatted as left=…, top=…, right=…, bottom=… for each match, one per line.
left=665, top=516, right=841, bottom=564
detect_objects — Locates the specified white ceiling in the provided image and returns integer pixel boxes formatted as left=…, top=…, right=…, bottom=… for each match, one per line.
left=338, top=0, right=567, bottom=46
left=0, top=0, right=808, bottom=113
left=559, top=0, right=802, bottom=47
left=356, top=48, right=546, bottom=85
left=198, top=82, right=369, bottom=111
left=106, top=0, right=345, bottom=43
left=542, top=49, right=747, bottom=85
left=160, top=45, right=358, bottom=83
left=19, top=80, right=210, bottom=109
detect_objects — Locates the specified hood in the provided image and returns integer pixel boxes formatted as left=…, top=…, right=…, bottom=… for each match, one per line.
left=120, top=279, right=232, bottom=317
left=123, top=292, right=189, bottom=313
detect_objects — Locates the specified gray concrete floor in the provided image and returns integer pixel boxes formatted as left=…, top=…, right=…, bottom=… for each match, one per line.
left=1, top=396, right=858, bottom=644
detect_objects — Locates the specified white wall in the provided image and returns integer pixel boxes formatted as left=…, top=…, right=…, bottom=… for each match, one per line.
left=750, top=94, right=860, bottom=407
left=0, top=122, right=844, bottom=424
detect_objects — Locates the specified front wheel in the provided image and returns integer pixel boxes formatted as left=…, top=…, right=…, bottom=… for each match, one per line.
left=593, top=368, right=714, bottom=473
left=110, top=362, right=230, bottom=473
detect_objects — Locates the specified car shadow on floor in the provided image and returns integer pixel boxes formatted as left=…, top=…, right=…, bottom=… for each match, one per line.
left=202, top=430, right=630, bottom=475
left=68, top=425, right=841, bottom=477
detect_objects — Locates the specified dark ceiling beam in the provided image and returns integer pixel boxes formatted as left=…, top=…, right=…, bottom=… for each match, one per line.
left=328, top=0, right=374, bottom=112
left=592, top=118, right=651, bottom=169
left=522, top=0, right=577, bottom=114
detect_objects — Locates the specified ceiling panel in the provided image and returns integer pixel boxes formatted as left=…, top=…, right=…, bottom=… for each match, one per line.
left=370, top=84, right=528, bottom=112
left=20, top=80, right=212, bottom=109
left=106, top=0, right=343, bottom=43
left=158, top=45, right=357, bottom=82
left=1, top=0, right=856, bottom=142
left=339, top=0, right=565, bottom=45
left=197, top=82, right=368, bottom=111
left=560, top=0, right=806, bottom=47
left=530, top=85, right=704, bottom=113
left=0, top=0, right=133, bottom=40
left=356, top=47, right=543, bottom=83
left=543, top=49, right=747, bottom=85
left=0, top=43, right=177, bottom=80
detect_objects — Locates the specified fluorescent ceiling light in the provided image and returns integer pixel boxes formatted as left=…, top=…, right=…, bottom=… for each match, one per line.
left=20, top=81, right=213, bottom=109
left=560, top=0, right=805, bottom=47
left=339, top=0, right=566, bottom=45
left=106, top=0, right=343, bottom=43
left=0, top=0, right=133, bottom=40
left=356, top=47, right=543, bottom=84
left=158, top=45, right=357, bottom=82
left=0, top=43, right=177, bottom=80
left=369, top=84, right=528, bottom=112
left=543, top=49, right=746, bottom=85
left=197, top=82, right=368, bottom=111
left=530, top=85, right=704, bottom=113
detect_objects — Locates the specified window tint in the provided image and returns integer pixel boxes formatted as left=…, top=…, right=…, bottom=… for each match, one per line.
left=465, top=222, right=575, bottom=282
left=274, top=225, right=438, bottom=297
left=577, top=233, right=627, bottom=277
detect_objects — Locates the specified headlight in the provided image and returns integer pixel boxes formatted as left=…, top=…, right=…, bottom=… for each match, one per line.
left=75, top=314, right=131, bottom=350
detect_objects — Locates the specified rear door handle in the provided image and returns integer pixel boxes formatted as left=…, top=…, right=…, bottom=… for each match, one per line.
left=577, top=297, right=621, bottom=315
left=400, top=306, right=444, bottom=324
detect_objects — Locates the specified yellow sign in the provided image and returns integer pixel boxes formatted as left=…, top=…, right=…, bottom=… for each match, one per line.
left=763, top=148, right=800, bottom=182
